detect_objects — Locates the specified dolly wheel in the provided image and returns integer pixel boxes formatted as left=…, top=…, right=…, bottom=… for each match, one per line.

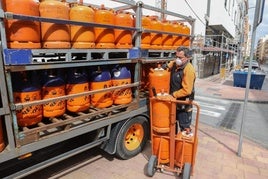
left=182, top=163, right=191, bottom=179
left=147, top=155, right=157, bottom=177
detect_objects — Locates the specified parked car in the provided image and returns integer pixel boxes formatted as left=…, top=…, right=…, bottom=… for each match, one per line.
left=243, top=60, right=260, bottom=70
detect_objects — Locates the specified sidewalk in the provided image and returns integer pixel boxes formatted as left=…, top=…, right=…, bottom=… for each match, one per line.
left=195, top=71, right=268, bottom=103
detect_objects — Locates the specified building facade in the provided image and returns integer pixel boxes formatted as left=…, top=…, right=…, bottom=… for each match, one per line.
left=84, top=0, right=248, bottom=78
left=156, top=0, right=247, bottom=78
left=256, top=35, right=268, bottom=64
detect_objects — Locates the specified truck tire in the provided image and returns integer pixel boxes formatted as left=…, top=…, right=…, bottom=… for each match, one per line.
left=115, top=116, right=149, bottom=159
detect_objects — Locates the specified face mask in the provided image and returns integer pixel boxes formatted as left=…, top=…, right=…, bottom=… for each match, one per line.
left=175, top=58, right=183, bottom=66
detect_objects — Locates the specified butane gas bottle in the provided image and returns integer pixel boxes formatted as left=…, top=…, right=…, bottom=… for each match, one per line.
left=148, top=64, right=170, bottom=97
left=90, top=67, right=113, bottom=108
left=114, top=11, right=133, bottom=48
left=175, top=132, right=198, bottom=167
left=111, top=66, right=132, bottom=105
left=94, top=5, right=115, bottom=48
left=162, top=20, right=173, bottom=50
left=12, top=71, right=42, bottom=127
left=41, top=69, right=66, bottom=118
left=3, top=0, right=41, bottom=48
left=70, top=1, right=95, bottom=48
left=39, top=0, right=70, bottom=48
left=172, top=21, right=183, bottom=49
left=181, top=24, right=190, bottom=47
left=153, top=134, right=170, bottom=164
left=149, top=16, right=162, bottom=49
left=140, top=15, right=151, bottom=49
left=151, top=93, right=173, bottom=133
left=66, top=68, right=90, bottom=112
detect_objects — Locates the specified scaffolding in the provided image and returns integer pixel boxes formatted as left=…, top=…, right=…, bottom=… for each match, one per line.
left=192, top=34, right=238, bottom=79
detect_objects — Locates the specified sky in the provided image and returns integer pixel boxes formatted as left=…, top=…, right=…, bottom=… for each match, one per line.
left=248, top=0, right=268, bottom=48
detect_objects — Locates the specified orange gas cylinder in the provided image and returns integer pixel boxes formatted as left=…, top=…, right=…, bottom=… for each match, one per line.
left=3, top=0, right=41, bottom=48
left=114, top=11, right=134, bottom=49
left=141, top=15, right=151, bottom=49
left=153, top=134, right=169, bottom=164
left=66, top=68, right=90, bottom=112
left=151, top=93, right=173, bottom=133
left=12, top=71, right=42, bottom=127
left=90, top=67, right=113, bottom=108
left=111, top=66, right=132, bottom=104
left=41, top=69, right=66, bottom=118
left=70, top=1, right=95, bottom=48
left=148, top=64, right=170, bottom=97
left=0, top=117, right=5, bottom=152
left=39, top=0, right=70, bottom=48
left=181, top=25, right=190, bottom=47
left=161, top=20, right=173, bottom=50
left=149, top=16, right=162, bottom=49
left=94, top=5, right=115, bottom=48
left=175, top=132, right=198, bottom=167
left=172, top=21, right=183, bottom=49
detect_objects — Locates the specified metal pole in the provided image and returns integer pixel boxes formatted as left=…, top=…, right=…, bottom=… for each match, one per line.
left=220, top=33, right=224, bottom=78
left=237, top=0, right=263, bottom=157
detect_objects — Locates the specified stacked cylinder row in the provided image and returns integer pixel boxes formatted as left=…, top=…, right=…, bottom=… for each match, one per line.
left=3, top=0, right=190, bottom=49
left=11, top=66, right=132, bottom=127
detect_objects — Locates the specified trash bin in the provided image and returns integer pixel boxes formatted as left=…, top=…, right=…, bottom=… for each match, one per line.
left=233, top=70, right=266, bottom=90
left=250, top=73, right=266, bottom=89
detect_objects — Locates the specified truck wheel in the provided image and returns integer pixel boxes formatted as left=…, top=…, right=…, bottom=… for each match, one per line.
left=182, top=163, right=191, bottom=179
left=115, top=116, right=149, bottom=160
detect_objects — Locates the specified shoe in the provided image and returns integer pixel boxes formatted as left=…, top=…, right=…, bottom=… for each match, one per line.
left=182, top=128, right=193, bottom=137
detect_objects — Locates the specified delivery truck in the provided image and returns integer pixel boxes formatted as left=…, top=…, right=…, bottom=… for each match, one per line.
left=0, top=0, right=194, bottom=178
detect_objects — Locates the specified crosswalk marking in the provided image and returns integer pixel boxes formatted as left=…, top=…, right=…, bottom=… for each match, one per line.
left=193, top=108, right=221, bottom=118
left=195, top=96, right=229, bottom=104
left=192, top=96, right=229, bottom=118
left=197, top=101, right=226, bottom=111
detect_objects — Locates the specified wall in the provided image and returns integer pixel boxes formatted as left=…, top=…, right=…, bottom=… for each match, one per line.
left=209, top=0, right=237, bottom=37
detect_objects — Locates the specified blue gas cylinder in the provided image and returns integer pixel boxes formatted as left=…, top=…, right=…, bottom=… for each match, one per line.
left=66, top=68, right=90, bottom=112
left=12, top=71, right=42, bottom=127
left=111, top=66, right=132, bottom=104
left=41, top=69, right=66, bottom=118
left=90, top=67, right=113, bottom=108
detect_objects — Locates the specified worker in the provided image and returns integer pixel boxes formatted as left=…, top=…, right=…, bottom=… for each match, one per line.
left=165, top=46, right=196, bottom=134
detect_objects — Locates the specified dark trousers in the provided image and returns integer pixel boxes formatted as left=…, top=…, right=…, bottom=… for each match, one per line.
left=176, top=107, right=192, bottom=131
